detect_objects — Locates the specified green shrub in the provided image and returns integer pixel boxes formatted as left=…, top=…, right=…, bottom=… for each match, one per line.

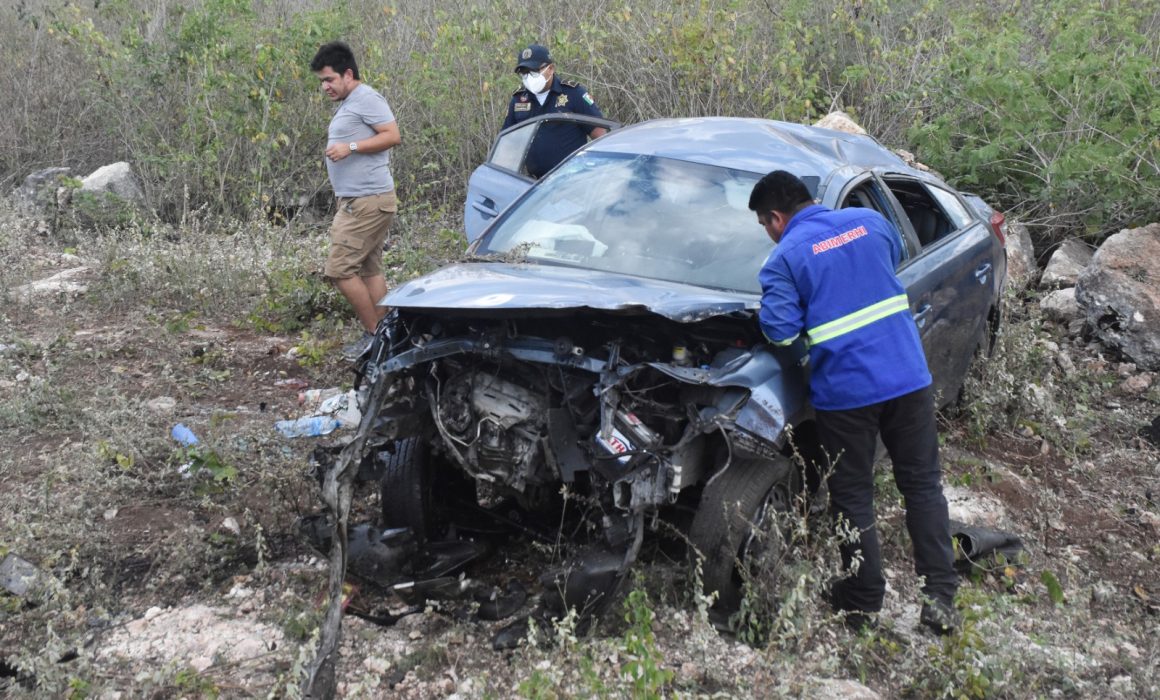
left=1, top=0, right=1155, bottom=249
left=620, top=588, right=674, bottom=696
left=15, top=0, right=350, bottom=215
left=909, top=0, right=1160, bottom=244
left=249, top=265, right=345, bottom=334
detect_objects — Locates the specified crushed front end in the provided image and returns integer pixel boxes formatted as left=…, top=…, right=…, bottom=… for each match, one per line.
left=346, top=290, right=807, bottom=630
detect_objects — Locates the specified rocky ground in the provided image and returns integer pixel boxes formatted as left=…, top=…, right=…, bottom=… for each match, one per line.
left=1, top=208, right=1158, bottom=698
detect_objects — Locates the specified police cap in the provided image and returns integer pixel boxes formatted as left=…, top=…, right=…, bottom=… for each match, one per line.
left=515, top=44, right=552, bottom=72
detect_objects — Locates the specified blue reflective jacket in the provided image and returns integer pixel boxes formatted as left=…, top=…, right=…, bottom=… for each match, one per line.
left=758, top=204, right=931, bottom=410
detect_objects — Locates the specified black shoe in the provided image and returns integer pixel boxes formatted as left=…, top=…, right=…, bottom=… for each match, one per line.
left=826, top=582, right=878, bottom=633
left=841, top=609, right=878, bottom=633
left=920, top=599, right=960, bottom=635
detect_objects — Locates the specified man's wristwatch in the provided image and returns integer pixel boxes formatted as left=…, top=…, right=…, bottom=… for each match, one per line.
left=349, top=142, right=359, bottom=153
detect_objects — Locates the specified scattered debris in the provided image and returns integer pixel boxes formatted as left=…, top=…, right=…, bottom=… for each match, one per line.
left=277, top=388, right=362, bottom=437
left=299, top=387, right=342, bottom=408
left=474, top=580, right=528, bottom=621
left=171, top=423, right=199, bottom=446
left=297, top=516, right=491, bottom=594
left=274, top=377, right=309, bottom=390
left=318, top=389, right=362, bottom=428
left=275, top=415, right=339, bottom=438
left=949, top=520, right=1025, bottom=572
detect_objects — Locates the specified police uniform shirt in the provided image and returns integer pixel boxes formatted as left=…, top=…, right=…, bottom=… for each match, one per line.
left=502, top=76, right=604, bottom=178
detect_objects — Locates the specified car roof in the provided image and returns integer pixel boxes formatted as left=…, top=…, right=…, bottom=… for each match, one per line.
left=588, top=116, right=927, bottom=181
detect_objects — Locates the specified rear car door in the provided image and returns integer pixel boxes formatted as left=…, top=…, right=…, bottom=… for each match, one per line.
left=880, top=175, right=997, bottom=405
left=464, top=113, right=619, bottom=243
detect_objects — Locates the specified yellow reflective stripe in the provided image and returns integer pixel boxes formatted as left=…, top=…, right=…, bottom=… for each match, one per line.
left=807, top=294, right=910, bottom=345
left=766, top=332, right=799, bottom=347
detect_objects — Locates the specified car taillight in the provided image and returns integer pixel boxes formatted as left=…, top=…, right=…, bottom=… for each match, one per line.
left=989, top=212, right=1007, bottom=246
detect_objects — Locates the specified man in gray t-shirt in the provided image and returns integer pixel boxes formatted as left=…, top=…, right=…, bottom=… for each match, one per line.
left=310, top=41, right=401, bottom=359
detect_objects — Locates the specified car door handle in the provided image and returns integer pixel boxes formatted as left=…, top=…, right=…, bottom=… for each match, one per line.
left=974, top=263, right=992, bottom=283
left=912, top=303, right=932, bottom=329
left=471, top=198, right=498, bottom=219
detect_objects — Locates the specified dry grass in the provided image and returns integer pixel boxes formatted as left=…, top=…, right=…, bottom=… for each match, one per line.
left=1, top=195, right=1158, bottom=697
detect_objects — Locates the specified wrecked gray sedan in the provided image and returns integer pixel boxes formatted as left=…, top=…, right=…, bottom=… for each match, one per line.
left=348, top=117, right=1007, bottom=633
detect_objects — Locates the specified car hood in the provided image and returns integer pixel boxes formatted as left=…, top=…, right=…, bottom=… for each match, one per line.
left=384, top=263, right=759, bottom=323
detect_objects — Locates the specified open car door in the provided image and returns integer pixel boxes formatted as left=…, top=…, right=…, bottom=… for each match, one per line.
left=464, top=113, right=620, bottom=243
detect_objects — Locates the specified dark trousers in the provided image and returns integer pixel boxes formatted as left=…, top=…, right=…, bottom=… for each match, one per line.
left=815, top=386, right=958, bottom=613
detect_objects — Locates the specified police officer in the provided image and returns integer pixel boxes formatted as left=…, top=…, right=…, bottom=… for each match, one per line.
left=502, top=44, right=607, bottom=178
left=749, top=170, right=960, bottom=635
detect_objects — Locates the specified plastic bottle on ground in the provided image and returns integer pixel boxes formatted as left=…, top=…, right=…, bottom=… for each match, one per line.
left=275, top=415, right=340, bottom=438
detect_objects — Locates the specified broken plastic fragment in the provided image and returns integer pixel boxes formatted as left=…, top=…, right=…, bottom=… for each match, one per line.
left=950, top=520, right=1025, bottom=571
left=392, top=576, right=473, bottom=605
left=475, top=579, right=528, bottom=621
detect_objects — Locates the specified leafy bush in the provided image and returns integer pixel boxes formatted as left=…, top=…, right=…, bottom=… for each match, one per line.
left=909, top=0, right=1160, bottom=243
left=4, top=0, right=350, bottom=214
left=1, top=0, right=1155, bottom=248
left=248, top=265, right=345, bottom=334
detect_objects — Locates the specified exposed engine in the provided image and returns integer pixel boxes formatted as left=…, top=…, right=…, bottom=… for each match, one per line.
left=434, top=368, right=550, bottom=491
left=358, top=309, right=806, bottom=520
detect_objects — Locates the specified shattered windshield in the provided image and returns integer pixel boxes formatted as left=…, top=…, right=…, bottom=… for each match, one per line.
left=476, top=153, right=772, bottom=294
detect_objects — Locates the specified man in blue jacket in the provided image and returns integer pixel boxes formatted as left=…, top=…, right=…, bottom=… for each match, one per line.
left=749, top=170, right=959, bottom=634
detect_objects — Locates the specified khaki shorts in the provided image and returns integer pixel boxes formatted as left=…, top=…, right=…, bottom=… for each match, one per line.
left=324, top=191, right=398, bottom=279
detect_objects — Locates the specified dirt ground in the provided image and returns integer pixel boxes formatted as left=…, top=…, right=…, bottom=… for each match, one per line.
left=1, top=238, right=1158, bottom=698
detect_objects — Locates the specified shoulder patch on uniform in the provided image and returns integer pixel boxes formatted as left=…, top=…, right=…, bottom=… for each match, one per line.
left=582, top=92, right=595, bottom=105
left=560, top=78, right=579, bottom=88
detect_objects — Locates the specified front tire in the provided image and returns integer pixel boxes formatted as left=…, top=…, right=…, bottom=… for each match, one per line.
left=379, top=438, right=475, bottom=542
left=688, top=455, right=800, bottom=612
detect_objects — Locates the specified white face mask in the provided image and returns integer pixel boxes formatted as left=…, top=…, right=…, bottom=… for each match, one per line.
left=522, top=71, right=548, bottom=94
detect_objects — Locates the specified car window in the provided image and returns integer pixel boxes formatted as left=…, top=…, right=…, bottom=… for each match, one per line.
left=489, top=123, right=537, bottom=175
left=926, top=186, right=974, bottom=230
left=881, top=177, right=963, bottom=249
left=486, top=114, right=621, bottom=181
left=476, top=152, right=770, bottom=293
left=839, top=180, right=916, bottom=262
